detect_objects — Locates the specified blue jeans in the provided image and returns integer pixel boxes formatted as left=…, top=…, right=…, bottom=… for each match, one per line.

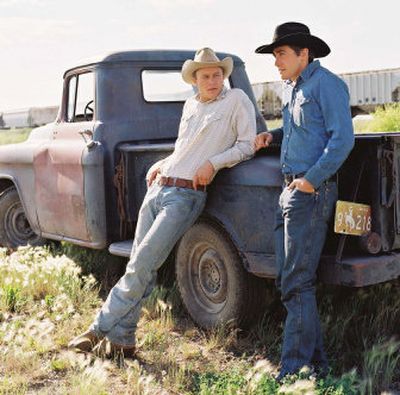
left=275, top=181, right=338, bottom=376
left=90, top=184, right=207, bottom=346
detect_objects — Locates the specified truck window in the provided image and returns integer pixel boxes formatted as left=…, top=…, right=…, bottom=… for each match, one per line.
left=67, top=72, right=94, bottom=122
left=142, top=70, right=231, bottom=102
left=142, top=70, right=194, bottom=102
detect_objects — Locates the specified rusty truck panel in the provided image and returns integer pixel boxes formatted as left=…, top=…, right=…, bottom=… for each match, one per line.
left=34, top=141, right=88, bottom=240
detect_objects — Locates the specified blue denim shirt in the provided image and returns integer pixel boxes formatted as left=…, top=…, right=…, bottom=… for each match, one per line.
left=270, top=60, right=354, bottom=188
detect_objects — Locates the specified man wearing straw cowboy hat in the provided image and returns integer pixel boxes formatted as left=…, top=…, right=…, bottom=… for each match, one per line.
left=254, top=22, right=354, bottom=380
left=69, top=48, right=257, bottom=358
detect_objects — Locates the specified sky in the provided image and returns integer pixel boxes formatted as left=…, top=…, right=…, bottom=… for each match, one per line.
left=0, top=0, right=399, bottom=111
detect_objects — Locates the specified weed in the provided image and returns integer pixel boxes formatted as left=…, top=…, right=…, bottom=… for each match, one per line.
left=180, top=342, right=203, bottom=360
left=202, top=322, right=240, bottom=352
left=50, top=357, right=70, bottom=372
left=125, top=360, right=157, bottom=394
left=142, top=284, right=181, bottom=322
left=318, top=281, right=400, bottom=377
left=58, top=242, right=126, bottom=295
left=162, top=361, right=191, bottom=392
left=2, top=285, right=23, bottom=312
left=0, top=376, right=28, bottom=394
left=0, top=128, right=32, bottom=145
left=193, top=370, right=247, bottom=395
left=360, top=338, right=400, bottom=394
left=140, top=325, right=169, bottom=351
left=249, top=373, right=279, bottom=394
left=316, top=370, right=359, bottom=395
left=66, top=358, right=109, bottom=395
left=368, top=103, right=400, bottom=132
left=1, top=245, right=398, bottom=393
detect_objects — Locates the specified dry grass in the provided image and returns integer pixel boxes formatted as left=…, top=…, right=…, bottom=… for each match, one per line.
left=0, top=245, right=398, bottom=394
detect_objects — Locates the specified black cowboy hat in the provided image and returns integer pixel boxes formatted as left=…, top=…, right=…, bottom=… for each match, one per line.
left=255, top=22, right=330, bottom=58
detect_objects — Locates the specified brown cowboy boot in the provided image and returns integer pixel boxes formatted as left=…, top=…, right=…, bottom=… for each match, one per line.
left=93, top=338, right=136, bottom=359
left=68, top=330, right=101, bottom=352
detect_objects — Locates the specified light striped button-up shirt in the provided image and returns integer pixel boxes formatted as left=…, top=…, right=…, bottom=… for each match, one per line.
left=150, top=87, right=256, bottom=180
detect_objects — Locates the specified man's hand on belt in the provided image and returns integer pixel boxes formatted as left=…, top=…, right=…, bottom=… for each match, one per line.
left=288, top=177, right=315, bottom=193
left=147, top=168, right=160, bottom=186
left=193, top=161, right=214, bottom=190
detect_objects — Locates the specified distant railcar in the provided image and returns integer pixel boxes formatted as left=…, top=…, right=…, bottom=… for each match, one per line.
left=1, top=106, right=59, bottom=129
left=254, top=67, right=400, bottom=119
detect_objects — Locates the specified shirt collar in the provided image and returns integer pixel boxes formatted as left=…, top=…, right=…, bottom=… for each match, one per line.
left=300, top=60, right=320, bottom=82
left=285, top=60, right=321, bottom=86
left=196, top=86, right=228, bottom=103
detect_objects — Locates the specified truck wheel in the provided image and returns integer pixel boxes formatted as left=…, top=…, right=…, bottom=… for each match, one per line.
left=0, top=187, right=45, bottom=248
left=175, top=221, right=266, bottom=329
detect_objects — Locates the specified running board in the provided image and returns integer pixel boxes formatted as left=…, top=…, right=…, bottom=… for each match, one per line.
left=108, top=240, right=133, bottom=257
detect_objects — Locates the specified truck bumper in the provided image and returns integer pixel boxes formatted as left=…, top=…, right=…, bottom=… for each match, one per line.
left=243, top=251, right=400, bottom=287
left=319, top=253, right=400, bottom=287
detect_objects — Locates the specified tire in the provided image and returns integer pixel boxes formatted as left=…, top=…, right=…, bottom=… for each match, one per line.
left=0, top=186, right=45, bottom=248
left=175, top=221, right=267, bottom=329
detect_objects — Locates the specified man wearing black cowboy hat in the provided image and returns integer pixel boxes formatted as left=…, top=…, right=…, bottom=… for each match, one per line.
left=255, top=22, right=354, bottom=380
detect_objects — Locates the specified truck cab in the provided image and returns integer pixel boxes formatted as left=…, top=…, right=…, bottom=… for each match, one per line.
left=0, top=50, right=398, bottom=329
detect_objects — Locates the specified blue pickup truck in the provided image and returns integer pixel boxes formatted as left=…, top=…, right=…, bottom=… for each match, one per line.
left=0, top=50, right=399, bottom=328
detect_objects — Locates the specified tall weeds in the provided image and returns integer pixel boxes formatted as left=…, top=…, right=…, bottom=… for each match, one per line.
left=368, top=103, right=400, bottom=132
left=1, top=245, right=398, bottom=393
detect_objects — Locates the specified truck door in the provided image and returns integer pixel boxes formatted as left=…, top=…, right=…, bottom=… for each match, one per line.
left=33, top=70, right=107, bottom=248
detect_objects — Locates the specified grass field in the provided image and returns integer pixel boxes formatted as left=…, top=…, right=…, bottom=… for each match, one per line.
left=0, top=245, right=398, bottom=394
left=0, top=128, right=32, bottom=145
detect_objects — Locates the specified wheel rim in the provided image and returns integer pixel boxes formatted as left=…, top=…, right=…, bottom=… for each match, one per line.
left=188, top=242, right=228, bottom=314
left=5, top=202, right=37, bottom=245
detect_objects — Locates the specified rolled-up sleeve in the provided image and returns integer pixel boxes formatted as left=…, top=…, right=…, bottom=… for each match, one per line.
left=209, top=91, right=256, bottom=171
left=269, top=127, right=283, bottom=144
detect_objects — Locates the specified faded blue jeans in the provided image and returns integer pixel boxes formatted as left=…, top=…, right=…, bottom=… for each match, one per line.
left=90, top=183, right=207, bottom=347
left=275, top=181, right=338, bottom=376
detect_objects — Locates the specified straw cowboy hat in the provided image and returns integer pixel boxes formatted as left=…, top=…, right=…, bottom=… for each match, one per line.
left=182, top=48, right=233, bottom=85
left=255, top=22, right=330, bottom=58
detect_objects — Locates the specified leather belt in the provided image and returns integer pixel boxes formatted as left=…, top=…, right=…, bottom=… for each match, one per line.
left=283, top=173, right=337, bottom=186
left=158, top=176, right=207, bottom=192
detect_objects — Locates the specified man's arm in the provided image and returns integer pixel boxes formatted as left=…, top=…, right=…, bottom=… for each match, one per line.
left=146, top=157, right=169, bottom=186
left=208, top=90, right=256, bottom=170
left=304, top=75, right=355, bottom=189
left=254, top=127, right=283, bottom=150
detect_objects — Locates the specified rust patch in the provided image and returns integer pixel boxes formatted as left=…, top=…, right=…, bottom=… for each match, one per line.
left=114, top=154, right=128, bottom=239
left=33, top=142, right=90, bottom=241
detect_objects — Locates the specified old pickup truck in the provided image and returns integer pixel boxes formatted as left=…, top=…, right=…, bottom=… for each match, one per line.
left=0, top=50, right=399, bottom=329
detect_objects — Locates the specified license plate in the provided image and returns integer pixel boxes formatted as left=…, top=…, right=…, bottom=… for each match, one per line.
left=334, top=200, right=372, bottom=236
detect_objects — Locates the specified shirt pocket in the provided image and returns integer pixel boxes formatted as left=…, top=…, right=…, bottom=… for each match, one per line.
left=197, top=111, right=223, bottom=136
left=202, top=111, right=222, bottom=127
left=178, top=111, right=195, bottom=138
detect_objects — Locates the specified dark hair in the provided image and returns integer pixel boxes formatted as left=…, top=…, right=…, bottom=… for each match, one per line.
left=288, top=45, right=315, bottom=63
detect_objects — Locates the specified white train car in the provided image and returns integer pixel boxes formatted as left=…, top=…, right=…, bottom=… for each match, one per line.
left=341, top=68, right=400, bottom=111
left=1, top=106, right=59, bottom=129
left=253, top=67, right=400, bottom=118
